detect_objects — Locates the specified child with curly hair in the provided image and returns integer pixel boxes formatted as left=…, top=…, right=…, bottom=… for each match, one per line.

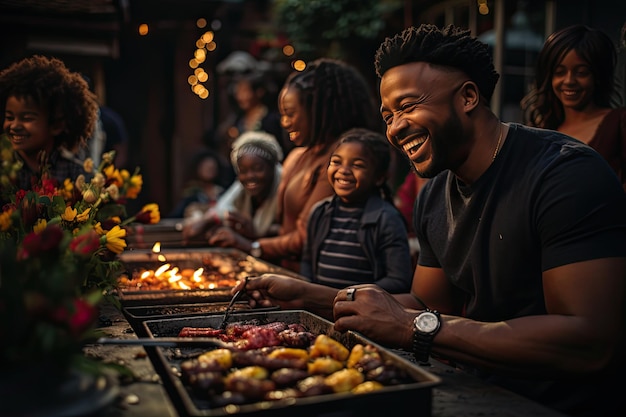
left=0, top=55, right=98, bottom=195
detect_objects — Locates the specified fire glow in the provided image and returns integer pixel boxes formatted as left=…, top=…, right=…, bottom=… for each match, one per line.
left=118, top=245, right=264, bottom=291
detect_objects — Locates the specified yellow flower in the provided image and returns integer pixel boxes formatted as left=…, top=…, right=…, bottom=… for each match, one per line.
left=137, top=203, right=160, bottom=224
left=33, top=218, right=47, bottom=234
left=62, top=179, right=74, bottom=200
left=103, top=165, right=123, bottom=188
left=83, top=158, right=94, bottom=174
left=76, top=208, right=91, bottom=223
left=93, top=222, right=105, bottom=235
left=0, top=209, right=14, bottom=231
left=125, top=174, right=143, bottom=199
left=111, top=216, right=121, bottom=224
left=61, top=206, right=77, bottom=221
left=145, top=204, right=160, bottom=224
left=103, top=225, right=127, bottom=254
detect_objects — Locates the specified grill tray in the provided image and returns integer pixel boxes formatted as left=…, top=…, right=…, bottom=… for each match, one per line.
left=143, top=310, right=441, bottom=417
left=116, top=248, right=305, bottom=306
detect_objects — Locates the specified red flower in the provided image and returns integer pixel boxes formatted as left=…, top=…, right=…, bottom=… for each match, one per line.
left=69, top=231, right=100, bottom=257
left=68, top=299, right=98, bottom=336
left=34, top=178, right=58, bottom=197
left=50, top=299, right=98, bottom=337
left=20, top=225, right=64, bottom=259
left=14, top=189, right=26, bottom=204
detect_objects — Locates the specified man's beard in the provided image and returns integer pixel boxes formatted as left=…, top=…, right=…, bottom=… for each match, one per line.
left=407, top=110, right=464, bottom=179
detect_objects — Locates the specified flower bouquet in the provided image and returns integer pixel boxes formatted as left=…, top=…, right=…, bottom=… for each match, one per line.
left=0, top=142, right=160, bottom=376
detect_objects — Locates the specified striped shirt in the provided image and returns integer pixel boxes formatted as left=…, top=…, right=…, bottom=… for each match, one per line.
left=315, top=202, right=374, bottom=288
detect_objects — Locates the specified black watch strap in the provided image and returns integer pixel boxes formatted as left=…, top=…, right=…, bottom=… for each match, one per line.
left=413, top=330, right=435, bottom=365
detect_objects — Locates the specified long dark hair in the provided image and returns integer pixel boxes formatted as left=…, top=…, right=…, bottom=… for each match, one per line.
left=521, top=24, right=617, bottom=129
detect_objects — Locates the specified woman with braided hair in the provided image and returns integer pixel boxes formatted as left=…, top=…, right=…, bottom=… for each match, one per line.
left=208, top=58, right=381, bottom=273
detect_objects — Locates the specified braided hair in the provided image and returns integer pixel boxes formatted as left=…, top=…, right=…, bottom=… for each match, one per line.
left=0, top=55, right=98, bottom=151
left=282, top=58, right=381, bottom=155
left=374, top=24, right=500, bottom=101
left=521, top=24, right=617, bottom=129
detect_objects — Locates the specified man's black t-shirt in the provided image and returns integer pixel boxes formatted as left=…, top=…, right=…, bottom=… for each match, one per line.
left=414, top=123, right=626, bottom=415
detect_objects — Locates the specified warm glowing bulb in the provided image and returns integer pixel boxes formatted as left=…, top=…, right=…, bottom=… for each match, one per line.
left=196, top=18, right=207, bottom=28
left=293, top=60, right=306, bottom=71
left=138, top=23, right=149, bottom=36
left=282, top=45, right=295, bottom=56
left=201, top=31, right=214, bottom=43
left=152, top=242, right=161, bottom=253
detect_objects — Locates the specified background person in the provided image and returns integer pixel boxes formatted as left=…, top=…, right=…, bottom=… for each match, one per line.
left=215, top=71, right=290, bottom=165
left=521, top=24, right=626, bottom=189
left=0, top=55, right=98, bottom=200
left=168, top=149, right=225, bottom=219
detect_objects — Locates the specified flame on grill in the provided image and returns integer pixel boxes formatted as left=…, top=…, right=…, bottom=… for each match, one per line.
left=118, top=246, right=261, bottom=291
left=130, top=263, right=211, bottom=290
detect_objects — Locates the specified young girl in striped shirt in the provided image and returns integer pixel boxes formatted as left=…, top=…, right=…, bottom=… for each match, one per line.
left=300, top=128, right=412, bottom=293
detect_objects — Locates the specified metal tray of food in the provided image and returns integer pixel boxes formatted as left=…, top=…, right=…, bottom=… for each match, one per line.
left=142, top=310, right=441, bottom=417
left=116, top=248, right=305, bottom=306
left=123, top=302, right=280, bottom=337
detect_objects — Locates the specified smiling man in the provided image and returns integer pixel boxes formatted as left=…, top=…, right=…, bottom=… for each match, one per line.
left=331, top=24, right=626, bottom=417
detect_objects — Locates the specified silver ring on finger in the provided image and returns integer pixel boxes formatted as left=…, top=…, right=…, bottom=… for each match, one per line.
left=346, top=288, right=356, bottom=302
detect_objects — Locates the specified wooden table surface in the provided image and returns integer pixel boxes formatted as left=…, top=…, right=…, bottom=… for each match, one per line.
left=86, top=304, right=567, bottom=417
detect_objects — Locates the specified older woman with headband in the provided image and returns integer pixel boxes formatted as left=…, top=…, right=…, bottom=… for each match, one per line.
left=182, top=130, right=283, bottom=242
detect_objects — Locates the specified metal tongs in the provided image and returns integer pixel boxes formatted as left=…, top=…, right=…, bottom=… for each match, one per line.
left=218, top=276, right=250, bottom=330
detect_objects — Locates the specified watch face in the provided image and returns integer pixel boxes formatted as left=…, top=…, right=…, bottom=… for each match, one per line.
left=415, top=312, right=439, bottom=333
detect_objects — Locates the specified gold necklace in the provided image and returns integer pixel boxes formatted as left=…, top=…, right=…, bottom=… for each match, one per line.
left=492, top=124, right=504, bottom=161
